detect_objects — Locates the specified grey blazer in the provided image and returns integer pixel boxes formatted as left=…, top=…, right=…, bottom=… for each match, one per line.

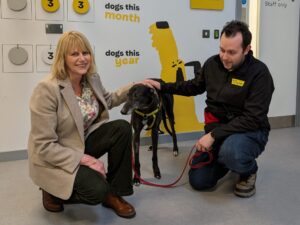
left=28, top=73, right=132, bottom=199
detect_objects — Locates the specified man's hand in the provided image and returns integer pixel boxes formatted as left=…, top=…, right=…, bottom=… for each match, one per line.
left=195, top=132, right=215, bottom=152
left=138, top=79, right=161, bottom=90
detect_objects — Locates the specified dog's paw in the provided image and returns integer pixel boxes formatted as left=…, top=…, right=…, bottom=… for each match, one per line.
left=173, top=150, right=179, bottom=157
left=154, top=171, right=161, bottom=179
left=154, top=174, right=161, bottom=179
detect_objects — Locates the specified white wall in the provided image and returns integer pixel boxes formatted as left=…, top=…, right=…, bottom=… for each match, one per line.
left=0, top=0, right=236, bottom=152
left=259, top=0, right=300, bottom=117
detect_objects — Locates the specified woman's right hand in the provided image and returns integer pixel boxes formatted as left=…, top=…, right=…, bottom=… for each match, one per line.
left=80, top=154, right=107, bottom=178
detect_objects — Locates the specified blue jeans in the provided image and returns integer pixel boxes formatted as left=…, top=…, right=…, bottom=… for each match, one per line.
left=189, top=129, right=269, bottom=190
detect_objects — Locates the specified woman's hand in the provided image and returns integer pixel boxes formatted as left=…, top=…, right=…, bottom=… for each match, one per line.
left=195, top=132, right=215, bottom=152
left=80, top=154, right=107, bottom=178
left=88, top=160, right=107, bottom=178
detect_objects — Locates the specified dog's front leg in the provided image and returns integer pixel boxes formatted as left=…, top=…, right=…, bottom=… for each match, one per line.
left=151, top=127, right=161, bottom=179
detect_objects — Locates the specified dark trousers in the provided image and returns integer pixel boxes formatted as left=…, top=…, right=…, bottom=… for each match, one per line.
left=189, top=129, right=269, bottom=190
left=67, top=119, right=133, bottom=205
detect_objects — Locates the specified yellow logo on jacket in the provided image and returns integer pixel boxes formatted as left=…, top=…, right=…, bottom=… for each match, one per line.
left=231, top=78, right=245, bottom=87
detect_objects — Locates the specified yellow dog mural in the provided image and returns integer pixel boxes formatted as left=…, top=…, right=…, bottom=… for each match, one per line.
left=149, top=21, right=204, bottom=132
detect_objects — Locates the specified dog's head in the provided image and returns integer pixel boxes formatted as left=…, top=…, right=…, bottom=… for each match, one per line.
left=121, top=84, right=159, bottom=115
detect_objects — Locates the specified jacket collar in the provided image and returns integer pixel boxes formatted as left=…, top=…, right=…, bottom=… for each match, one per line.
left=233, top=50, right=254, bottom=75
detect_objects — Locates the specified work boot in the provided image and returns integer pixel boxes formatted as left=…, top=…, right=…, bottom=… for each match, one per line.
left=102, top=193, right=136, bottom=218
left=234, top=173, right=257, bottom=198
left=41, top=189, right=64, bottom=212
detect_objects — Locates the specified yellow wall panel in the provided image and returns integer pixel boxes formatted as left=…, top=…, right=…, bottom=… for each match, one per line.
left=190, top=0, right=224, bottom=10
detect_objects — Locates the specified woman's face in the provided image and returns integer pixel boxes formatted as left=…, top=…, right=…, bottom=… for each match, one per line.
left=65, top=48, right=91, bottom=78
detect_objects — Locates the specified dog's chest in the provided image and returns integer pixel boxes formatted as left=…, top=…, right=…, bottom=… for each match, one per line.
left=141, top=115, right=155, bottom=127
left=133, top=111, right=157, bottom=130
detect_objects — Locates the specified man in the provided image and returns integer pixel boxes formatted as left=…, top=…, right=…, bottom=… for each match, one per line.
left=145, top=20, right=274, bottom=198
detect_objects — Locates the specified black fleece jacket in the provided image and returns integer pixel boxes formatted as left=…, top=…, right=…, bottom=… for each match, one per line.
left=161, top=51, right=275, bottom=140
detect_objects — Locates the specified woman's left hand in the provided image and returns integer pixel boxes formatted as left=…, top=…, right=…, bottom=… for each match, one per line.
left=80, top=154, right=107, bottom=178
left=89, top=160, right=107, bottom=178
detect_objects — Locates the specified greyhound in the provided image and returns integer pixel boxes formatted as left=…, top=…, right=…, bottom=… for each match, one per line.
left=121, top=79, right=178, bottom=185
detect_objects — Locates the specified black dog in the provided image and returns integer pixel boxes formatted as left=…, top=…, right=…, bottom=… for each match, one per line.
left=121, top=79, right=178, bottom=185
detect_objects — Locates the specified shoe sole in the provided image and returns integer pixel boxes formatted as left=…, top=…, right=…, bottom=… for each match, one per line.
left=41, top=190, right=64, bottom=212
left=102, top=203, right=136, bottom=218
left=42, top=203, right=64, bottom=213
left=234, top=187, right=256, bottom=198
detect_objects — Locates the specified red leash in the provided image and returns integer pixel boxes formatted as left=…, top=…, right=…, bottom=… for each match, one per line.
left=189, top=149, right=213, bottom=169
left=132, top=145, right=213, bottom=188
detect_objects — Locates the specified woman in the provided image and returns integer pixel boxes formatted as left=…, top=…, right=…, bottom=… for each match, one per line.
left=28, top=31, right=141, bottom=218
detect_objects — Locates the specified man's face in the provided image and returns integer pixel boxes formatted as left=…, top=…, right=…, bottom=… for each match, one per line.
left=219, top=32, right=250, bottom=71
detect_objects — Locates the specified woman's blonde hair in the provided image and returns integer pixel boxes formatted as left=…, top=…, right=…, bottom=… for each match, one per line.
left=51, top=31, right=97, bottom=80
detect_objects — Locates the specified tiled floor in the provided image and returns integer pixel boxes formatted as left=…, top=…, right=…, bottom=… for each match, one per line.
left=1, top=127, right=300, bottom=225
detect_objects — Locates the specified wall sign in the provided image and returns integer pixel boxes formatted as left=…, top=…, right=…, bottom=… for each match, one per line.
left=1, top=0, right=32, bottom=19
left=41, top=0, right=60, bottom=13
left=190, top=0, right=224, bottom=10
left=8, top=46, right=29, bottom=65
left=67, top=0, right=94, bottom=22
left=73, top=0, right=90, bottom=14
left=3, top=44, right=33, bottom=73
left=149, top=21, right=204, bottom=132
left=42, top=46, right=56, bottom=65
left=36, top=0, right=64, bottom=20
left=7, top=0, right=27, bottom=11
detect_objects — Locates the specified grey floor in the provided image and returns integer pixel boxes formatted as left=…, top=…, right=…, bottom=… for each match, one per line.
left=1, top=127, right=300, bottom=225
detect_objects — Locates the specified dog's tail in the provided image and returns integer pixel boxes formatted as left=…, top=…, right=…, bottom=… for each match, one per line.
left=161, top=106, right=173, bottom=137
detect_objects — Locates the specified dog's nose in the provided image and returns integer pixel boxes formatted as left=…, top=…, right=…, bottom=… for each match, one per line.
left=121, top=102, right=131, bottom=115
left=121, top=107, right=127, bottom=115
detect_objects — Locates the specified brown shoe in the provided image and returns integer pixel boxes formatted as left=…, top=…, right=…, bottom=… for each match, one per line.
left=102, top=193, right=136, bottom=218
left=41, top=189, right=64, bottom=212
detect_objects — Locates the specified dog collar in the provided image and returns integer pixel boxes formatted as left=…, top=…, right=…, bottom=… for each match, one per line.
left=134, top=107, right=159, bottom=129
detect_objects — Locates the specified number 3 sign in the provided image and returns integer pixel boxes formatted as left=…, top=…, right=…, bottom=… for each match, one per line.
left=41, top=0, right=60, bottom=13
left=42, top=46, right=56, bottom=65
left=73, top=0, right=90, bottom=14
